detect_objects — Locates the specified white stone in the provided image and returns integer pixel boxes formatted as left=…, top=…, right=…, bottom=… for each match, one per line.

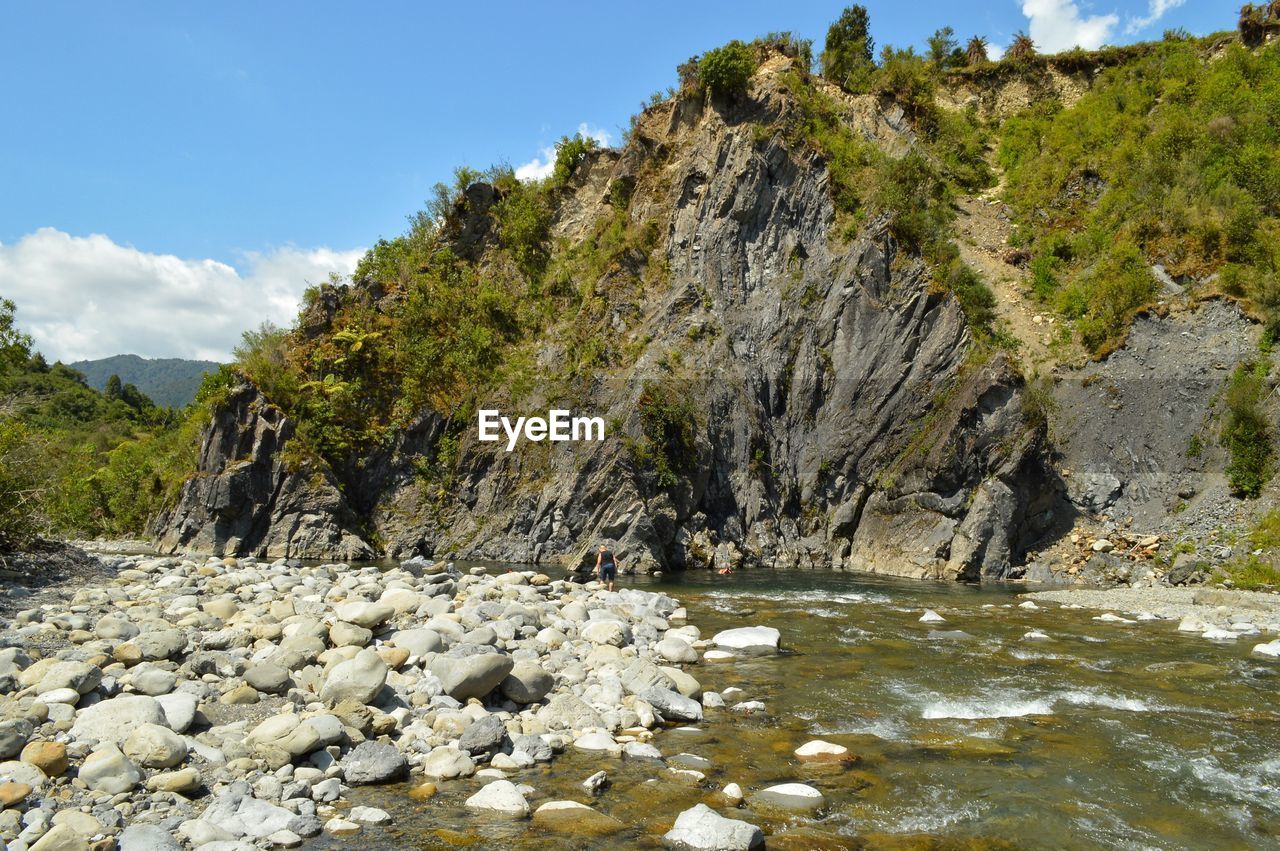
left=919, top=609, right=945, bottom=623
left=710, top=627, right=780, bottom=654
left=464, top=779, right=530, bottom=817
left=662, top=803, right=763, bottom=850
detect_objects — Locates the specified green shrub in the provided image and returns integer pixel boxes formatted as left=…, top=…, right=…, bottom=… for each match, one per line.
left=233, top=323, right=297, bottom=408
left=1214, top=554, right=1280, bottom=590
left=1221, top=362, right=1273, bottom=498
left=698, top=40, right=758, bottom=98
left=943, top=262, right=997, bottom=333
left=493, top=184, right=552, bottom=277
left=1060, top=242, right=1156, bottom=354
left=0, top=418, right=44, bottom=551
left=634, top=383, right=699, bottom=488
left=552, top=133, right=598, bottom=185
left=999, top=40, right=1280, bottom=346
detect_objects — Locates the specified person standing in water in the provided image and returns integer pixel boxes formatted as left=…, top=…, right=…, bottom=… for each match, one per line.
left=595, top=544, right=618, bottom=591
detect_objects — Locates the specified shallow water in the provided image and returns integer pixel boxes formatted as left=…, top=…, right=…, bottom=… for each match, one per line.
left=324, top=568, right=1280, bottom=850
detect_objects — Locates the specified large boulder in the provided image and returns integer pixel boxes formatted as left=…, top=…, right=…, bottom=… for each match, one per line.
left=499, top=662, right=554, bottom=704
left=78, top=745, right=142, bottom=794
left=427, top=649, right=513, bottom=701
left=319, top=648, right=387, bottom=705
left=710, top=627, right=780, bottom=655
left=640, top=687, right=703, bottom=723
left=464, top=779, right=529, bottom=818
left=71, top=695, right=168, bottom=746
left=341, top=741, right=407, bottom=785
left=663, top=804, right=764, bottom=851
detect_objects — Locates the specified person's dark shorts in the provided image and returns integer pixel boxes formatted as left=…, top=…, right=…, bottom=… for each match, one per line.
left=601, top=563, right=617, bottom=581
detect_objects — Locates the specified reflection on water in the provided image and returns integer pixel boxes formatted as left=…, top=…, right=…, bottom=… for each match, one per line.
left=321, top=567, right=1280, bottom=849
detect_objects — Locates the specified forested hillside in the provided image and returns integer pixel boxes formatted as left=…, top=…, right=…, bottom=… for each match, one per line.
left=70, top=354, right=221, bottom=408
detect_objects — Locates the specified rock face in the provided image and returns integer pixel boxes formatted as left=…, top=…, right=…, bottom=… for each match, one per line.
left=150, top=381, right=374, bottom=560
left=149, top=53, right=1058, bottom=581
left=1052, top=299, right=1255, bottom=527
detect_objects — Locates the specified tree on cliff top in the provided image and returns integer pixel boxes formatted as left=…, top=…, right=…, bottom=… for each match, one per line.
left=821, top=4, right=875, bottom=91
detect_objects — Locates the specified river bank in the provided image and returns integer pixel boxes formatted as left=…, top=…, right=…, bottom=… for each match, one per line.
left=0, top=551, right=797, bottom=850
left=2, top=554, right=1279, bottom=849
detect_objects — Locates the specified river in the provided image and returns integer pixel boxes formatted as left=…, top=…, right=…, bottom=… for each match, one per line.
left=332, top=566, right=1280, bottom=849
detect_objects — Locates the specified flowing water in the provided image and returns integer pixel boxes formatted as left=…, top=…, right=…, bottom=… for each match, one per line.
left=328, top=568, right=1280, bottom=850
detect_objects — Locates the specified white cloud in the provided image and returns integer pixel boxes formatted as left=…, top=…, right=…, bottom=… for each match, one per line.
left=515, top=122, right=612, bottom=183
left=1021, top=0, right=1119, bottom=52
left=0, top=228, right=363, bottom=362
left=988, top=42, right=1007, bottom=61
left=1125, top=0, right=1185, bottom=34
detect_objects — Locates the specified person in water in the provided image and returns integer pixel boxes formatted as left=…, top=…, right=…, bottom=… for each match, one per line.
left=595, top=544, right=618, bottom=591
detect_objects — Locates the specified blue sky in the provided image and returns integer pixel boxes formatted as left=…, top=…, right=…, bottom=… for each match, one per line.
left=0, top=0, right=1235, bottom=360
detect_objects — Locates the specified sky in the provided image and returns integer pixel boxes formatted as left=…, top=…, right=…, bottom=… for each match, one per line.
left=0, top=0, right=1233, bottom=362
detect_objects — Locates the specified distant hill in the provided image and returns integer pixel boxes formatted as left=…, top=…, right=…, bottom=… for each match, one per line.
left=68, top=354, right=222, bottom=408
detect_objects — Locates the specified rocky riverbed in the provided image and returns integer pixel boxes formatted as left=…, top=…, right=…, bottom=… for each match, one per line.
left=0, top=553, right=801, bottom=850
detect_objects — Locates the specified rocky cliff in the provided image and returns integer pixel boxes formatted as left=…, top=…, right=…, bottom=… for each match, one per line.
left=153, top=54, right=1069, bottom=579
left=150, top=383, right=373, bottom=561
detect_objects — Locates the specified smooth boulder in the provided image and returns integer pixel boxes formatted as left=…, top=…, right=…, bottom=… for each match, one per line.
left=663, top=804, right=764, bottom=851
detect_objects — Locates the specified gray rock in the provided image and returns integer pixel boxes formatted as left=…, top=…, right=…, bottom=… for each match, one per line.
left=132, top=668, right=177, bottom=696
left=200, top=782, right=300, bottom=839
left=340, top=741, right=407, bottom=785
left=657, top=636, right=698, bottom=663
left=428, top=649, right=513, bottom=701
left=512, top=734, right=552, bottom=762
left=319, top=648, right=387, bottom=705
left=0, top=719, right=33, bottom=759
left=328, top=621, right=372, bottom=648
left=457, top=715, right=508, bottom=756
left=118, top=824, right=182, bottom=851
left=640, top=687, right=703, bottom=723
left=133, top=629, right=188, bottom=661
left=535, top=693, right=604, bottom=731
left=78, top=744, right=142, bottom=793
left=36, top=660, right=101, bottom=696
left=123, top=723, right=188, bottom=768
left=499, top=661, right=554, bottom=704
left=387, top=628, right=443, bottom=658
left=334, top=601, right=394, bottom=629
left=154, top=692, right=198, bottom=733
left=663, top=804, right=763, bottom=851
left=244, top=664, right=292, bottom=694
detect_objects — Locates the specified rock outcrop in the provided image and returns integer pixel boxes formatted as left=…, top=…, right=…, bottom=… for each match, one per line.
left=154, top=56, right=1061, bottom=579
left=151, top=383, right=373, bottom=560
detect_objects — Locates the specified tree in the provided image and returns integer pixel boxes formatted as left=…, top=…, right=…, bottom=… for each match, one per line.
left=821, top=5, right=876, bottom=91
left=0, top=299, right=32, bottom=373
left=927, top=26, right=962, bottom=68
left=104, top=374, right=123, bottom=401
left=966, top=36, right=989, bottom=66
left=1008, top=31, right=1037, bottom=62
